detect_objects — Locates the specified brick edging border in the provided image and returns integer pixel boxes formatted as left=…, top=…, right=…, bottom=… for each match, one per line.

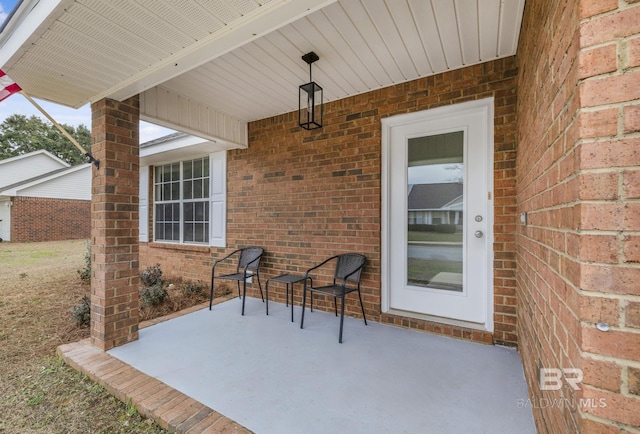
left=57, top=294, right=247, bottom=433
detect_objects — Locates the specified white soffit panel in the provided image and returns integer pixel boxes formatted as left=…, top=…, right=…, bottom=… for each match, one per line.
left=2, top=0, right=336, bottom=108
left=497, top=0, right=526, bottom=56
left=95, top=0, right=338, bottom=103
left=163, top=0, right=525, bottom=122
left=3, top=0, right=525, bottom=125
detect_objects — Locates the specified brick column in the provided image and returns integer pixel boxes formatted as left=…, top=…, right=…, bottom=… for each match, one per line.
left=90, top=96, right=140, bottom=351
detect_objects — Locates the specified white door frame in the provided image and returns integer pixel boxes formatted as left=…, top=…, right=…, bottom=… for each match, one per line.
left=381, top=98, right=494, bottom=332
left=0, top=198, right=11, bottom=241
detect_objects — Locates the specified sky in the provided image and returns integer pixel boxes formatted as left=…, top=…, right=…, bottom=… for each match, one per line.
left=0, top=94, right=174, bottom=143
left=0, top=0, right=17, bottom=24
left=0, top=0, right=174, bottom=143
left=408, top=163, right=464, bottom=185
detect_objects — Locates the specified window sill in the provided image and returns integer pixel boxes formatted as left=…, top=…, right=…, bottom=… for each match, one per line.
left=147, top=242, right=212, bottom=253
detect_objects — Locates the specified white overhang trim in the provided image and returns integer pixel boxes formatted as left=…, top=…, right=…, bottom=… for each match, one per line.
left=0, top=0, right=74, bottom=68
left=140, top=135, right=234, bottom=166
left=140, top=112, right=247, bottom=150
left=140, top=86, right=248, bottom=148
left=94, top=0, right=337, bottom=104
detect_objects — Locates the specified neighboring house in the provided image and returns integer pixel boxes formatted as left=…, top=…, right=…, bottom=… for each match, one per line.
left=0, top=150, right=90, bottom=242
left=408, top=183, right=463, bottom=226
left=2, top=1, right=639, bottom=433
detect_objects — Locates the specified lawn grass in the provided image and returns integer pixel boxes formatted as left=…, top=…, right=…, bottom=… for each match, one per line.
left=408, top=230, right=462, bottom=243
left=2, top=357, right=163, bottom=433
left=0, top=239, right=211, bottom=433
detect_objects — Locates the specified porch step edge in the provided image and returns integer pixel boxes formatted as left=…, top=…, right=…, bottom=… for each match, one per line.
left=56, top=339, right=252, bottom=434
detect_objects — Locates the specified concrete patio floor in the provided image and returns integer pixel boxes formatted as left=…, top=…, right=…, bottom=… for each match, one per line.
left=60, top=296, right=536, bottom=433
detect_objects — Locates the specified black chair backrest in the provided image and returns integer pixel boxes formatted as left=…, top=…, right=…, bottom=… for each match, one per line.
left=238, top=247, right=264, bottom=271
left=334, top=254, right=366, bottom=283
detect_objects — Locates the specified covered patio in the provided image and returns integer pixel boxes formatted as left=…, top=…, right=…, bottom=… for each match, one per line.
left=60, top=297, right=535, bottom=433
left=6, top=0, right=640, bottom=432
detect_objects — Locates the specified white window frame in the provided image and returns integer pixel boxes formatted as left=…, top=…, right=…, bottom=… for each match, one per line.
left=140, top=151, right=226, bottom=247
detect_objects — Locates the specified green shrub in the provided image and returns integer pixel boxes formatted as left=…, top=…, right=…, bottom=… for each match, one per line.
left=77, top=242, right=91, bottom=283
left=140, top=264, right=164, bottom=287
left=139, top=283, right=168, bottom=307
left=71, top=295, right=91, bottom=326
left=182, top=280, right=205, bottom=296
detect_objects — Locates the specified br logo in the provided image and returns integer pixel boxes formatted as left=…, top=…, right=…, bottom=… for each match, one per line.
left=539, top=368, right=583, bottom=391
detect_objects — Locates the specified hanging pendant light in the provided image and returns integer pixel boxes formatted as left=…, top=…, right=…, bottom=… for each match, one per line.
left=299, top=52, right=323, bottom=130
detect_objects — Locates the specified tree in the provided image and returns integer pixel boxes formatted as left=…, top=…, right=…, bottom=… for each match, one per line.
left=0, top=114, right=91, bottom=165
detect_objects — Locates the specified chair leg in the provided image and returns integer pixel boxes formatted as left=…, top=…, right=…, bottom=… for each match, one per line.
left=241, top=279, right=247, bottom=315
left=334, top=297, right=338, bottom=316
left=237, top=281, right=241, bottom=299
left=265, top=280, right=270, bottom=316
left=300, top=286, right=307, bottom=329
left=257, top=272, right=264, bottom=302
left=357, top=289, right=367, bottom=325
left=339, top=295, right=345, bottom=343
left=289, top=283, right=294, bottom=323
left=307, top=277, right=314, bottom=312
left=209, top=275, right=215, bottom=310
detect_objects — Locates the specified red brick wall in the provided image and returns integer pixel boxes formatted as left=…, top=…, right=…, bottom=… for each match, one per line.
left=516, top=1, right=582, bottom=431
left=577, top=0, right=640, bottom=431
left=142, top=57, right=518, bottom=346
left=10, top=196, right=90, bottom=242
left=517, top=0, right=640, bottom=432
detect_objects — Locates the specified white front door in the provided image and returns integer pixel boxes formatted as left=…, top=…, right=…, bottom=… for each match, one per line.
left=382, top=98, right=493, bottom=330
left=0, top=199, right=10, bottom=241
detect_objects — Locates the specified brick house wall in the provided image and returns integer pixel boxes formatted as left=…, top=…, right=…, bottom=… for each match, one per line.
left=516, top=0, right=640, bottom=432
left=10, top=196, right=90, bottom=242
left=141, top=56, right=518, bottom=346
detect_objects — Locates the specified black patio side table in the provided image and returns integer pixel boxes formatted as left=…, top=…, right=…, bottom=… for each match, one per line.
left=265, top=274, right=311, bottom=322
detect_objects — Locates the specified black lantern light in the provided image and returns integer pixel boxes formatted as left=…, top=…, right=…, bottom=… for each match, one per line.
left=299, top=51, right=323, bottom=130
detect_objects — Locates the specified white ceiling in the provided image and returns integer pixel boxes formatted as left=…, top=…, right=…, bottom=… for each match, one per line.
left=1, top=0, right=525, bottom=124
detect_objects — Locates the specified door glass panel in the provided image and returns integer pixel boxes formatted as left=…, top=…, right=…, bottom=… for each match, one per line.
left=407, top=131, right=464, bottom=292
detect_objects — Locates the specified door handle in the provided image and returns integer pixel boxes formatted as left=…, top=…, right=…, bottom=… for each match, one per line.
left=475, top=230, right=484, bottom=238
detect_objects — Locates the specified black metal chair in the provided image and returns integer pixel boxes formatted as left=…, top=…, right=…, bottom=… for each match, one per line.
left=300, top=253, right=367, bottom=343
left=209, top=246, right=264, bottom=315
